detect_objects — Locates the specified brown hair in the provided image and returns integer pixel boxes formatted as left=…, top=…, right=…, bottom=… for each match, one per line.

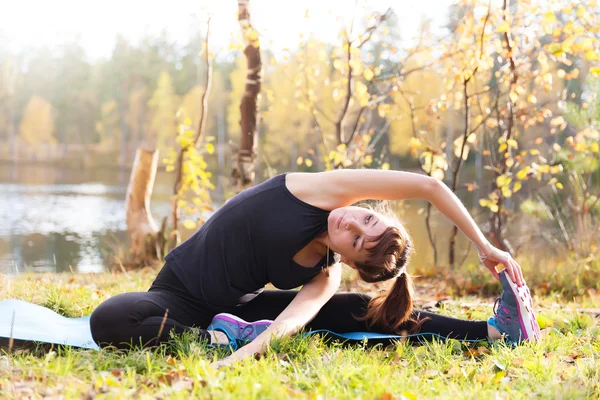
left=354, top=204, right=426, bottom=334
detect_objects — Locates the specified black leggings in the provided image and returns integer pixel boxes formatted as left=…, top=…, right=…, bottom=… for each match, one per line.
left=90, top=264, right=489, bottom=349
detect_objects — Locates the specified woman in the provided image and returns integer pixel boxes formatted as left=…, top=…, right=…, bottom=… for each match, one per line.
left=90, top=169, right=540, bottom=366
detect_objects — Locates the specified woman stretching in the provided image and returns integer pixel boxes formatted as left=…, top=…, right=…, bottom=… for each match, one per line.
left=90, top=170, right=540, bottom=366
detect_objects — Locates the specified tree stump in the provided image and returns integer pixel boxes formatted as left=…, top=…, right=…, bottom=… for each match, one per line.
left=125, top=147, right=160, bottom=266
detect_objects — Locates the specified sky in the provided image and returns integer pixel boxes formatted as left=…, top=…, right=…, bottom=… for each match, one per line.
left=1, top=0, right=452, bottom=60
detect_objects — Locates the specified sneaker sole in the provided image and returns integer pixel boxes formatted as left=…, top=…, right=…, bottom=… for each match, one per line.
left=497, top=267, right=541, bottom=341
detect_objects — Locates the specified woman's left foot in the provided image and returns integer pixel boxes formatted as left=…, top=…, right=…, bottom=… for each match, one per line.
left=488, top=266, right=541, bottom=344
left=207, top=313, right=272, bottom=350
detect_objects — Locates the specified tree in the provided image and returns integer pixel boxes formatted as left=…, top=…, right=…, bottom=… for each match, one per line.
left=127, top=87, right=150, bottom=148
left=231, top=0, right=262, bottom=192
left=148, top=70, right=179, bottom=152
left=20, top=96, right=56, bottom=147
left=96, top=100, right=120, bottom=148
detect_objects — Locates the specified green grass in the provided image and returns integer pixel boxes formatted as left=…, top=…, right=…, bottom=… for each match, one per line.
left=0, top=271, right=599, bottom=399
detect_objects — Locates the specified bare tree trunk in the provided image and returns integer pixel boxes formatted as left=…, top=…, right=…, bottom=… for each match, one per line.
left=232, top=0, right=262, bottom=192
left=125, top=148, right=160, bottom=264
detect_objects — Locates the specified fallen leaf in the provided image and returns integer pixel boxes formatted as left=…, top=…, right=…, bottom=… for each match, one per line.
left=492, top=370, right=506, bottom=383
left=511, top=357, right=525, bottom=367
left=475, top=373, right=489, bottom=384
left=492, top=359, right=506, bottom=371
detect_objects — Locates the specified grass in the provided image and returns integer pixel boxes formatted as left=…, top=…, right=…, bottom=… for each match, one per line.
left=0, top=270, right=599, bottom=399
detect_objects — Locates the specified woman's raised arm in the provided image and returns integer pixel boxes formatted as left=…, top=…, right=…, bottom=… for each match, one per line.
left=299, top=169, right=524, bottom=285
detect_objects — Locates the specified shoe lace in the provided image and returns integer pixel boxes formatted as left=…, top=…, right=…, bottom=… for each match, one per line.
left=493, top=295, right=502, bottom=315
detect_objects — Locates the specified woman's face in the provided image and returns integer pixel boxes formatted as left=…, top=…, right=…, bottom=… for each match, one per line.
left=327, top=206, right=389, bottom=265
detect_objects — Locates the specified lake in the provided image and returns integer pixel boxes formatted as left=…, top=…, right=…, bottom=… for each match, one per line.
left=0, top=163, right=478, bottom=275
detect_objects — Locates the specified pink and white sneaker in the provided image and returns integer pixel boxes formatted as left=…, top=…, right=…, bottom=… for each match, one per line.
left=488, top=265, right=541, bottom=344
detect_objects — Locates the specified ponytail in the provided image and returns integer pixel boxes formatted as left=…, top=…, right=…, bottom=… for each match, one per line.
left=351, top=206, right=427, bottom=334
left=357, top=272, right=425, bottom=334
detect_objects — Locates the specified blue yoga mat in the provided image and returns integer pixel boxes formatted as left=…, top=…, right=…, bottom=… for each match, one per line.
left=0, top=299, right=484, bottom=350
left=0, top=299, right=99, bottom=350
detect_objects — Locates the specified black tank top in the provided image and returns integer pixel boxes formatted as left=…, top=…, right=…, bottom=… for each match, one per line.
left=165, top=173, right=336, bottom=308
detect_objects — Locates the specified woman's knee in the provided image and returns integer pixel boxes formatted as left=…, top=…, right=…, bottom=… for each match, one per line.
left=89, top=293, right=140, bottom=345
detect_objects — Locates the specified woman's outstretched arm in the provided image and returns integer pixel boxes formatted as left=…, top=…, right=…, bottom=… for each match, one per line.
left=295, top=169, right=524, bottom=285
left=214, top=263, right=342, bottom=367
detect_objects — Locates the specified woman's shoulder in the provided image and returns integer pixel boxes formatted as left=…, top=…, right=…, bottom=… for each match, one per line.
left=285, top=172, right=351, bottom=210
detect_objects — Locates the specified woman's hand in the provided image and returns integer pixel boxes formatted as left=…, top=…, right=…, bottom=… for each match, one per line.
left=478, top=245, right=525, bottom=286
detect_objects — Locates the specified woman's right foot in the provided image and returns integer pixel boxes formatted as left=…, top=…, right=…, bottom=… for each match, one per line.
left=488, top=266, right=541, bottom=344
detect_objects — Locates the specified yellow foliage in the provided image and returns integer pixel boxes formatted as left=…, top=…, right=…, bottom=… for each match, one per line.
left=20, top=96, right=56, bottom=146
left=148, top=71, right=179, bottom=152
left=389, top=59, right=445, bottom=156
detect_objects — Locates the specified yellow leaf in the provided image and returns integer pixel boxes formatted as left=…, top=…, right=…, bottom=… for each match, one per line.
left=183, top=220, right=197, bottom=230
left=548, top=43, right=562, bottom=55
left=509, top=91, right=519, bottom=103
left=166, top=165, right=175, bottom=173
left=381, top=162, right=390, bottom=170
left=505, top=158, right=515, bottom=168
left=585, top=51, right=598, bottom=61
left=432, top=154, right=448, bottom=171
left=305, top=159, right=313, bottom=167
left=530, top=149, right=539, bottom=155
left=537, top=164, right=550, bottom=173
left=499, top=143, right=508, bottom=153
left=296, top=156, right=303, bottom=166
left=490, top=204, right=499, bottom=213
left=355, top=81, right=368, bottom=97
left=556, top=182, right=563, bottom=189
left=513, top=181, right=522, bottom=192
left=528, top=94, right=537, bottom=104
left=206, top=143, right=215, bottom=155
left=537, top=314, right=553, bottom=329
left=409, top=137, right=422, bottom=154
left=184, top=118, right=192, bottom=126
left=496, top=175, right=512, bottom=188
left=516, top=166, right=530, bottom=180
left=497, top=21, right=510, bottom=33
left=179, top=136, right=192, bottom=148
left=492, top=370, right=507, bottom=383
left=502, top=186, right=513, bottom=198
left=507, top=139, right=518, bottom=149
left=333, top=59, right=343, bottom=70
left=590, top=67, right=600, bottom=77
left=591, top=142, right=599, bottom=153
left=363, top=69, right=374, bottom=81
left=247, top=29, right=259, bottom=42
left=543, top=11, right=556, bottom=25
left=479, top=199, right=490, bottom=207
left=432, top=169, right=445, bottom=181
left=402, top=392, right=417, bottom=400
